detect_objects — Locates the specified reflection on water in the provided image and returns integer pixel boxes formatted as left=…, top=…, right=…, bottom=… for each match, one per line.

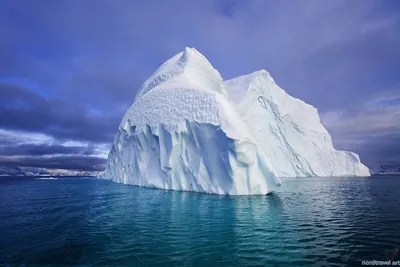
left=0, top=176, right=400, bottom=266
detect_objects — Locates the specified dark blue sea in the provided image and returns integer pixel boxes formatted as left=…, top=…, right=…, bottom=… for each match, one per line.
left=0, top=176, right=399, bottom=267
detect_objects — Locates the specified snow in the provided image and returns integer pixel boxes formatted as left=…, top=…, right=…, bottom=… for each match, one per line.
left=224, top=70, right=370, bottom=177
left=102, top=47, right=281, bottom=195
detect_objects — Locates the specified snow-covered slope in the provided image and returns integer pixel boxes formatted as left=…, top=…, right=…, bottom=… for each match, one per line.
left=102, top=48, right=281, bottom=195
left=224, top=70, right=370, bottom=177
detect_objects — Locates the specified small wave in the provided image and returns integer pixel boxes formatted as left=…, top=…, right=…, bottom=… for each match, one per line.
left=36, top=177, right=58, bottom=180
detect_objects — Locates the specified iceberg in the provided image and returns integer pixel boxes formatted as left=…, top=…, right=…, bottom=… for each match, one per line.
left=223, top=70, right=370, bottom=177
left=102, top=48, right=282, bottom=195
left=102, top=47, right=370, bottom=195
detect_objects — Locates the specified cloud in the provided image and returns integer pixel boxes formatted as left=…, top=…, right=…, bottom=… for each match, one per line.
left=322, top=106, right=400, bottom=137
left=0, top=144, right=94, bottom=156
left=0, top=155, right=106, bottom=171
left=0, top=128, right=110, bottom=170
left=321, top=90, right=400, bottom=167
left=0, top=83, right=120, bottom=143
left=301, top=24, right=400, bottom=110
left=0, top=129, right=55, bottom=145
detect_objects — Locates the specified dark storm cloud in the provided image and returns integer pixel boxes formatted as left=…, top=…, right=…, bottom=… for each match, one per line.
left=339, top=132, right=400, bottom=168
left=321, top=97, right=400, bottom=167
left=0, top=0, right=399, bottom=169
left=362, top=133, right=400, bottom=160
left=0, top=83, right=119, bottom=143
left=0, top=134, right=16, bottom=146
left=0, top=155, right=106, bottom=171
left=0, top=143, right=94, bottom=156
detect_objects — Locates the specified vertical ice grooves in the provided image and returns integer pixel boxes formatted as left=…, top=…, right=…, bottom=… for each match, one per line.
left=102, top=120, right=281, bottom=195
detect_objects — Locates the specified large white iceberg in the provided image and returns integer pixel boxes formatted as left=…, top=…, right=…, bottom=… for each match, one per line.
left=102, top=47, right=370, bottom=195
left=102, top=48, right=282, bottom=195
left=223, top=70, right=370, bottom=177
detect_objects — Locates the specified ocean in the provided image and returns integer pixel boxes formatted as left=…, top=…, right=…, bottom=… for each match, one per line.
left=0, top=175, right=399, bottom=267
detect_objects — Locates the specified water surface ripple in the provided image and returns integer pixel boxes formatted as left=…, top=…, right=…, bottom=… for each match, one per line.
left=0, top=176, right=399, bottom=266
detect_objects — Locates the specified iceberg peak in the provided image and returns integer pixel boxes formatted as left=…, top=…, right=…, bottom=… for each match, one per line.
left=241, top=69, right=275, bottom=82
left=224, top=69, right=276, bottom=105
left=255, top=70, right=275, bottom=83
left=180, top=47, right=207, bottom=64
left=135, top=47, right=224, bottom=101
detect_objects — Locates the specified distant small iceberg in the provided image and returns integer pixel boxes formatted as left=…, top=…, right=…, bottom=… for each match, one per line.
left=36, top=177, right=58, bottom=180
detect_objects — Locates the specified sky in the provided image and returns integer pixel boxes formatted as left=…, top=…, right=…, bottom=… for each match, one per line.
left=0, top=0, right=399, bottom=171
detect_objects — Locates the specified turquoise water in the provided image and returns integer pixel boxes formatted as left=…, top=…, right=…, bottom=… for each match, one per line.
left=0, top=176, right=399, bottom=266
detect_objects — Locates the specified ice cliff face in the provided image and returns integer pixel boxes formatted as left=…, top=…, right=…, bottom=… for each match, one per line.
left=102, top=48, right=282, bottom=195
left=224, top=70, right=370, bottom=177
